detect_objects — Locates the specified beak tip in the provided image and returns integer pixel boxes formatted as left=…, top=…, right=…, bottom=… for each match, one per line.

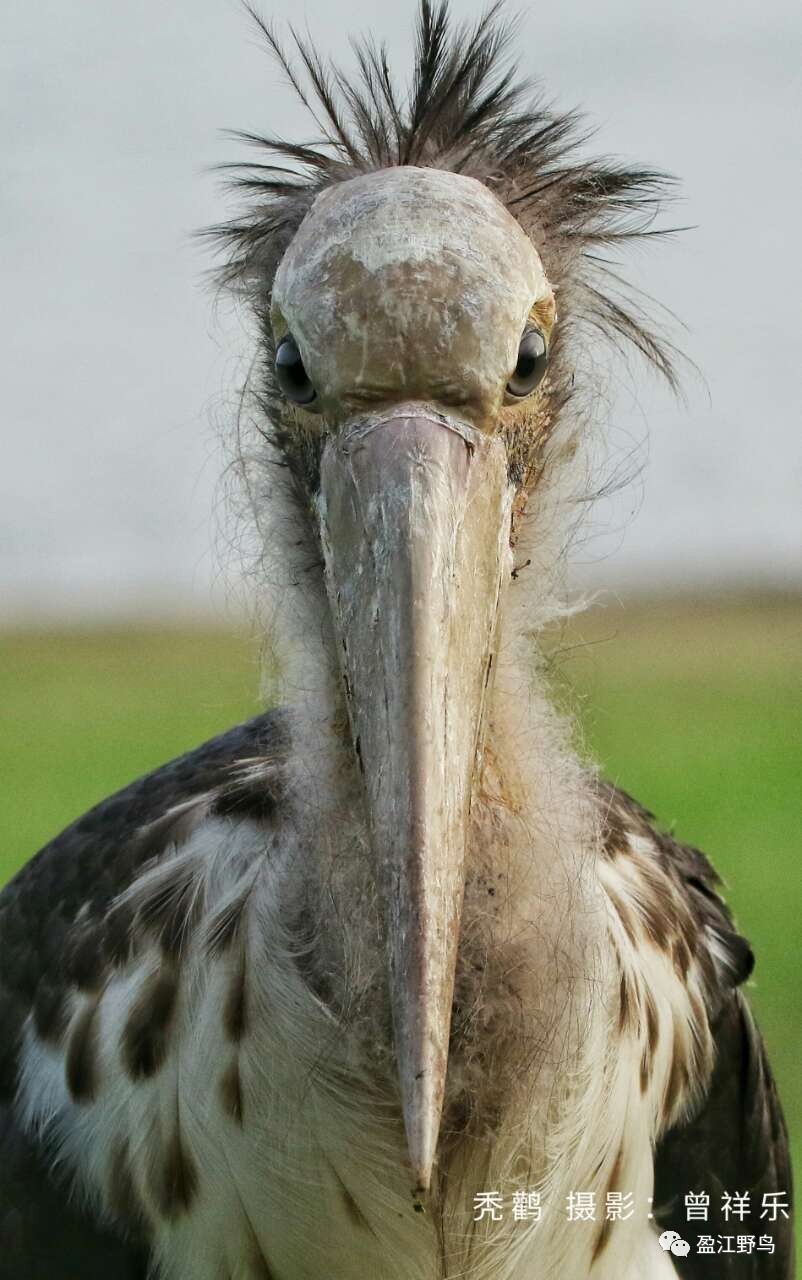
left=409, top=1156, right=434, bottom=1199
left=410, top=1165, right=434, bottom=1206
left=402, top=1073, right=443, bottom=1200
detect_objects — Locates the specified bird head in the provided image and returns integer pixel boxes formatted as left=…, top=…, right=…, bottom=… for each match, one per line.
left=211, top=1, right=676, bottom=1196
left=270, top=164, right=553, bottom=430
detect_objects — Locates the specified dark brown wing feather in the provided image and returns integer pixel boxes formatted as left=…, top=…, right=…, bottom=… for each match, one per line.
left=655, top=991, right=794, bottom=1278
left=601, top=786, right=794, bottom=1278
left=0, top=710, right=287, bottom=1273
left=0, top=1104, right=149, bottom=1280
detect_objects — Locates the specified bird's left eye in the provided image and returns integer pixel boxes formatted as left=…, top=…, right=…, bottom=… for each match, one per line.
left=275, top=335, right=317, bottom=406
left=506, top=327, right=548, bottom=400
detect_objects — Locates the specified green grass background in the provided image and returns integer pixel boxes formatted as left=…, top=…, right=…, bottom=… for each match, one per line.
left=1, top=596, right=799, bottom=1257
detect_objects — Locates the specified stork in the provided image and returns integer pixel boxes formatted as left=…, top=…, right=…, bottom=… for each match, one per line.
left=0, top=5, right=793, bottom=1279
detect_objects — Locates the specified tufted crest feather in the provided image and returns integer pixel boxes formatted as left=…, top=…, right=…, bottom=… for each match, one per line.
left=206, top=0, right=681, bottom=427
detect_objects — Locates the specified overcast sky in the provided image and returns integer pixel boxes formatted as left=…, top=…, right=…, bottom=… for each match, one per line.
left=2, top=0, right=800, bottom=623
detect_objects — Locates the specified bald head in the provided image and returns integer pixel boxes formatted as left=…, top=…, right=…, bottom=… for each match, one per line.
left=271, top=167, right=551, bottom=427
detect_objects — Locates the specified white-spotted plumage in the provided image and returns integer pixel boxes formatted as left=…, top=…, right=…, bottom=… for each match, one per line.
left=16, top=666, right=701, bottom=1279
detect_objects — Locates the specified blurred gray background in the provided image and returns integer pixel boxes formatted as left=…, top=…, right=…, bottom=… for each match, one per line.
left=2, top=0, right=800, bottom=624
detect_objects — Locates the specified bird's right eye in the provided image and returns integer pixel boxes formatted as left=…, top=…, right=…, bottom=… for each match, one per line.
left=505, top=326, right=548, bottom=400
left=275, top=335, right=317, bottom=406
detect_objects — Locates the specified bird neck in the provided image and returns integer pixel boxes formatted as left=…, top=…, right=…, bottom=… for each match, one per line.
left=255, top=487, right=600, bottom=939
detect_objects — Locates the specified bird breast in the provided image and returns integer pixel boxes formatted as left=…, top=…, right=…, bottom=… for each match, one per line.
left=14, top=733, right=681, bottom=1280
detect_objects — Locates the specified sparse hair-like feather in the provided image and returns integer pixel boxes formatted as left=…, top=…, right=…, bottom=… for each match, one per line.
left=206, top=0, right=681, bottom=400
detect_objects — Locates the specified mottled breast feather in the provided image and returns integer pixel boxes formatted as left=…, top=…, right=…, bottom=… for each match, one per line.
left=0, top=741, right=792, bottom=1279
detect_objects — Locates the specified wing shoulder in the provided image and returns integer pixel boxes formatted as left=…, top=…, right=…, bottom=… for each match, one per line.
left=0, top=708, right=289, bottom=1098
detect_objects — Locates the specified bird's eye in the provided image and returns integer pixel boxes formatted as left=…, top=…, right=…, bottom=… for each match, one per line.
left=275, top=335, right=317, bottom=406
left=506, top=327, right=548, bottom=400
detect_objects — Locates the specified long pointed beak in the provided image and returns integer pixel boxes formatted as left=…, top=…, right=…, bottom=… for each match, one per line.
left=317, top=406, right=513, bottom=1193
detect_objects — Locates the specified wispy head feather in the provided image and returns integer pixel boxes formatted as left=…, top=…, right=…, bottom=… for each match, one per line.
left=208, top=1, right=680, bottom=396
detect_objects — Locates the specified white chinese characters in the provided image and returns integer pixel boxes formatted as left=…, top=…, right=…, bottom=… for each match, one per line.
left=470, top=1188, right=790, bottom=1235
